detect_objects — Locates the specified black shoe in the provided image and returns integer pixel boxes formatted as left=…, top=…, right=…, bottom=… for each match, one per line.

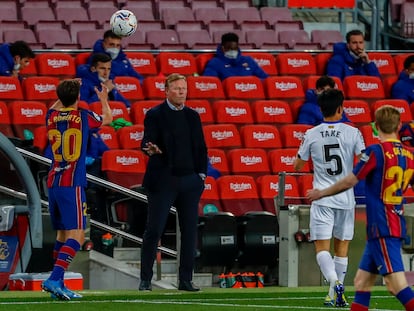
left=139, top=280, right=152, bottom=291
left=178, top=280, right=200, bottom=292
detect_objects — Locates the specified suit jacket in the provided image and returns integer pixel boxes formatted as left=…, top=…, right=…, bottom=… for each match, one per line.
left=141, top=101, right=208, bottom=191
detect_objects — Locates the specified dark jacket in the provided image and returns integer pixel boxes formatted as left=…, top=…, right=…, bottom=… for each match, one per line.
left=0, top=44, right=14, bottom=76
left=297, top=89, right=351, bottom=125
left=91, top=39, right=144, bottom=84
left=391, top=71, right=414, bottom=105
left=326, top=42, right=381, bottom=81
left=202, top=45, right=268, bottom=81
left=76, top=64, right=131, bottom=107
left=141, top=101, right=208, bottom=191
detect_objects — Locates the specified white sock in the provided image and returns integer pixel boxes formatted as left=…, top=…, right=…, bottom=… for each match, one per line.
left=334, top=256, right=348, bottom=284
left=316, top=251, right=337, bottom=299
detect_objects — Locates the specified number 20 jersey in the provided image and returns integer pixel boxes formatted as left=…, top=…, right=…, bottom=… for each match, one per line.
left=46, top=108, right=102, bottom=188
left=353, top=140, right=414, bottom=239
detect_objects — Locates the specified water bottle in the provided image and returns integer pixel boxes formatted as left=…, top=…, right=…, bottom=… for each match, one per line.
left=101, top=232, right=114, bottom=257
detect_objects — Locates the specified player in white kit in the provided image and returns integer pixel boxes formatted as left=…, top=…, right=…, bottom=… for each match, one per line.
left=294, top=89, right=365, bottom=307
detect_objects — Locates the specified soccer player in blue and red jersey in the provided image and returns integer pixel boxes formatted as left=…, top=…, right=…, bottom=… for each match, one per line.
left=41, top=79, right=112, bottom=300
left=307, top=105, right=414, bottom=310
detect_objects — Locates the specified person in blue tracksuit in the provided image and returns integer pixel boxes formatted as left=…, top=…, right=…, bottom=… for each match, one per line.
left=77, top=53, right=130, bottom=108
left=326, top=29, right=380, bottom=81
left=202, top=32, right=268, bottom=81
left=391, top=54, right=414, bottom=105
left=0, top=40, right=34, bottom=78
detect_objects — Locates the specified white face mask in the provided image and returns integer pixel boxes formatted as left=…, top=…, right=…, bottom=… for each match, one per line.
left=13, top=63, right=21, bottom=71
left=98, top=76, right=107, bottom=82
left=105, top=48, right=120, bottom=60
left=349, top=50, right=360, bottom=60
left=409, top=73, right=414, bottom=79
left=224, top=50, right=238, bottom=59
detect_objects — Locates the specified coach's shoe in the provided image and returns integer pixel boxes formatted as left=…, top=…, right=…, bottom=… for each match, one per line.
left=178, top=280, right=200, bottom=292
left=323, top=295, right=334, bottom=307
left=42, top=279, right=70, bottom=301
left=334, top=281, right=348, bottom=307
left=139, top=280, right=152, bottom=291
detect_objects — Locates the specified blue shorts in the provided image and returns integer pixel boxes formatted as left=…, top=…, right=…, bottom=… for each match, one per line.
left=48, top=186, right=87, bottom=231
left=359, top=237, right=405, bottom=276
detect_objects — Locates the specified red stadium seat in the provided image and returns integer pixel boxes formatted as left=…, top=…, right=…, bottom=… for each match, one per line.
left=263, top=76, right=305, bottom=100
left=252, top=100, right=294, bottom=124
left=394, top=53, right=411, bottom=74
left=371, top=99, right=412, bottom=123
left=8, top=101, right=47, bottom=140
left=208, top=148, right=230, bottom=175
left=276, top=52, right=317, bottom=76
left=101, top=149, right=148, bottom=189
left=0, top=101, right=14, bottom=137
left=343, top=99, right=372, bottom=124
left=382, top=75, right=398, bottom=98
left=343, top=76, right=385, bottom=102
left=195, top=53, right=215, bottom=74
left=186, top=99, right=214, bottom=124
left=117, top=124, right=145, bottom=150
left=369, top=52, right=397, bottom=76
left=113, top=76, right=144, bottom=101
left=203, top=123, right=242, bottom=149
left=89, top=101, right=131, bottom=122
left=33, top=125, right=48, bottom=154
left=35, top=53, right=76, bottom=77
left=240, top=124, right=282, bottom=149
left=359, top=124, right=380, bottom=147
left=187, top=76, right=225, bottom=100
left=142, top=76, right=165, bottom=100
left=98, top=126, right=119, bottom=150
left=213, top=100, right=254, bottom=125
left=124, top=52, right=158, bottom=77
left=199, top=176, right=223, bottom=215
left=297, top=173, right=314, bottom=204
left=222, top=76, right=265, bottom=100
left=227, top=148, right=270, bottom=177
left=130, top=100, right=160, bottom=124
left=216, top=175, right=264, bottom=216
left=0, top=77, right=23, bottom=101
left=74, top=52, right=91, bottom=66
left=278, top=124, right=312, bottom=148
left=268, top=148, right=310, bottom=174
left=302, top=75, right=343, bottom=92
left=156, top=52, right=198, bottom=76
left=22, top=77, right=59, bottom=102
left=243, top=52, right=278, bottom=76
left=314, top=52, right=332, bottom=75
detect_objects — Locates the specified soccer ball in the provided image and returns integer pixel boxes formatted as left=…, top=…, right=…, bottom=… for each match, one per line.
left=110, top=10, right=138, bottom=37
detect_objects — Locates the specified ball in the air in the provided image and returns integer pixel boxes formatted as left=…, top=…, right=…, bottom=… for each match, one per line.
left=110, top=10, right=138, bottom=37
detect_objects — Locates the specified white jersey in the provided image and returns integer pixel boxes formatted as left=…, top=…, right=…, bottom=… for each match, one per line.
left=297, top=121, right=365, bottom=209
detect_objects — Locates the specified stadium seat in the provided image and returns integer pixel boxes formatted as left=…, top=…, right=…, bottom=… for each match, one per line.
left=252, top=100, right=294, bottom=125
left=124, top=52, right=157, bottom=77
left=222, top=76, right=265, bottom=100
left=297, top=173, right=314, bottom=204
left=311, top=30, right=343, bottom=50
left=68, top=21, right=100, bottom=44
left=302, top=75, right=343, bottom=92
left=279, top=124, right=312, bottom=148
left=178, top=30, right=212, bottom=49
left=33, top=125, right=48, bottom=154
left=268, top=148, right=311, bottom=174
left=101, top=149, right=148, bottom=189
left=227, top=7, right=261, bottom=26
left=343, top=99, right=372, bottom=124
left=278, top=30, right=311, bottom=49
left=36, top=28, right=72, bottom=49
left=193, top=7, right=228, bottom=25
left=55, top=7, right=89, bottom=25
left=20, top=6, right=55, bottom=26
left=394, top=53, right=410, bottom=74
left=263, top=76, right=305, bottom=100
left=74, top=52, right=91, bottom=66
left=260, top=6, right=294, bottom=25
left=8, top=100, right=47, bottom=140
left=195, top=53, right=215, bottom=75
left=216, top=175, right=264, bottom=216
left=146, top=30, right=180, bottom=49
left=161, top=7, right=195, bottom=29
left=187, top=76, right=225, bottom=100
left=117, top=124, right=144, bottom=150
left=372, top=99, right=412, bottom=122
left=243, top=52, right=278, bottom=76
left=113, top=76, right=144, bottom=101
left=206, top=20, right=237, bottom=37
left=213, top=100, right=254, bottom=125
left=276, top=52, right=317, bottom=76
left=343, top=76, right=385, bottom=102
left=98, top=125, right=119, bottom=150
left=77, top=30, right=103, bottom=49
left=240, top=20, right=269, bottom=32
left=186, top=99, right=215, bottom=124
left=198, top=176, right=223, bottom=216
left=142, top=76, right=166, bottom=100
left=256, top=174, right=302, bottom=212
left=314, top=52, right=333, bottom=75
left=222, top=0, right=253, bottom=12
left=125, top=7, right=156, bottom=21
left=3, top=29, right=37, bottom=45
left=0, top=77, right=24, bottom=101
left=175, top=20, right=205, bottom=32
left=155, top=52, right=198, bottom=76
left=212, top=30, right=247, bottom=44
left=89, top=101, right=131, bottom=122
left=203, top=123, right=242, bottom=149
left=382, top=75, right=398, bottom=98
left=368, top=52, right=397, bottom=76
left=208, top=148, right=230, bottom=175
left=130, top=100, right=160, bottom=125
left=244, top=30, right=279, bottom=49
left=157, top=0, right=189, bottom=16
left=359, top=124, right=380, bottom=147
left=0, top=101, right=14, bottom=137
left=240, top=124, right=282, bottom=149
left=0, top=1, right=18, bottom=22
left=35, top=53, right=76, bottom=77
left=227, top=148, right=270, bottom=177
left=22, top=76, right=59, bottom=102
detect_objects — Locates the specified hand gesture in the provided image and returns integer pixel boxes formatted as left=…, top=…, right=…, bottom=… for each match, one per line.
left=103, top=79, right=116, bottom=92
left=359, top=50, right=370, bottom=64
left=143, top=142, right=162, bottom=156
left=94, top=83, right=109, bottom=102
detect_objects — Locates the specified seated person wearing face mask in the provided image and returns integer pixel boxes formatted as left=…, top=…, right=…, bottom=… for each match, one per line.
left=326, top=29, right=380, bottom=82
left=297, top=75, right=350, bottom=126
left=391, top=55, right=414, bottom=105
left=77, top=53, right=131, bottom=108
left=202, top=32, right=268, bottom=81
left=90, top=30, right=143, bottom=84
left=0, top=40, right=35, bottom=79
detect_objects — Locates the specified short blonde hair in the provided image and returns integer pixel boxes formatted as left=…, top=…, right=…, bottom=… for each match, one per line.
left=375, top=105, right=400, bottom=134
left=165, top=73, right=186, bottom=88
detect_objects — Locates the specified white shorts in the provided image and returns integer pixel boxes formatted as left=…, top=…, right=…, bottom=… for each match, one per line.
left=309, top=203, right=355, bottom=241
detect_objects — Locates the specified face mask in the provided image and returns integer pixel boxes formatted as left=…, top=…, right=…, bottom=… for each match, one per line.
left=409, top=73, right=414, bottom=79
left=105, top=48, right=120, bottom=60
left=98, top=76, right=107, bottom=82
left=224, top=50, right=238, bottom=59
left=13, top=63, right=21, bottom=71
left=349, top=50, right=360, bottom=60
